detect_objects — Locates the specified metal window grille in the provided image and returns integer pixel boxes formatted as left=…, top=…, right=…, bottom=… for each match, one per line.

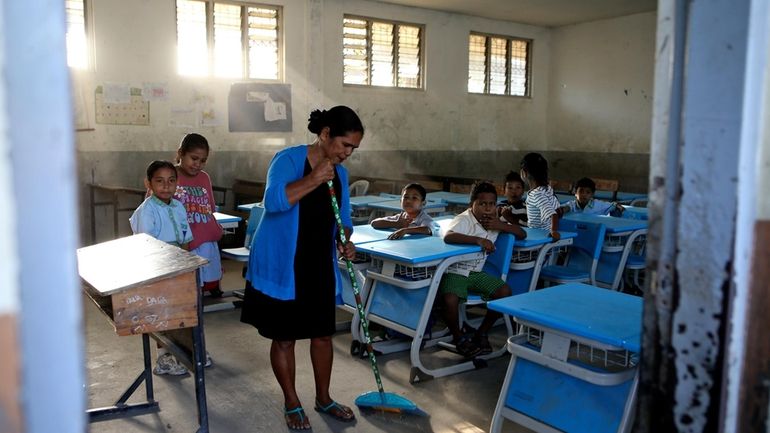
left=343, top=15, right=423, bottom=89
left=176, top=0, right=281, bottom=79
left=468, top=32, right=531, bottom=97
left=65, top=0, right=88, bottom=69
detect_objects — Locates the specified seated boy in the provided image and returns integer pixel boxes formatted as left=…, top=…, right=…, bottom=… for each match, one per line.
left=498, top=170, right=528, bottom=226
left=560, top=177, right=624, bottom=216
left=440, top=181, right=525, bottom=357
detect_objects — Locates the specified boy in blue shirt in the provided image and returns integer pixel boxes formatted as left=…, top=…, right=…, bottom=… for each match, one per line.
left=560, top=177, right=624, bottom=216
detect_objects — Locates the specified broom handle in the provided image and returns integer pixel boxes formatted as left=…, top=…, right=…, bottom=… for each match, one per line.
left=327, top=181, right=385, bottom=396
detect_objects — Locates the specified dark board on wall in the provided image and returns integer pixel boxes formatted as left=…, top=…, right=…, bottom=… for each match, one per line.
left=228, top=83, right=292, bottom=132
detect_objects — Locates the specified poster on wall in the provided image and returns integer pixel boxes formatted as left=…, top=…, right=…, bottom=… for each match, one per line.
left=95, top=85, right=149, bottom=125
left=228, top=83, right=292, bottom=132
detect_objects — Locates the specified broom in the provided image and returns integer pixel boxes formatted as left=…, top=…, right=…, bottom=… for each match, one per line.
left=326, top=180, right=421, bottom=414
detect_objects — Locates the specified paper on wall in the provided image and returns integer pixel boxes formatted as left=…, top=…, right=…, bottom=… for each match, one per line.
left=264, top=96, right=287, bottom=122
left=142, top=82, right=169, bottom=101
left=103, top=82, right=131, bottom=104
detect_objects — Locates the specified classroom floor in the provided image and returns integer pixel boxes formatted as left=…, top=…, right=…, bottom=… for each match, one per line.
left=84, top=260, right=534, bottom=433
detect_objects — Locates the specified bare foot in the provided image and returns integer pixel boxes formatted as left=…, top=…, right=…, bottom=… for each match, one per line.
left=284, top=405, right=311, bottom=430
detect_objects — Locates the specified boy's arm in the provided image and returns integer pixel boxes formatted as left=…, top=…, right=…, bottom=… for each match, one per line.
left=444, top=231, right=495, bottom=252
left=371, top=217, right=400, bottom=229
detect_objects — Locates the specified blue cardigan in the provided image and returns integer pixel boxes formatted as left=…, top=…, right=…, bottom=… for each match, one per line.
left=245, top=145, right=353, bottom=301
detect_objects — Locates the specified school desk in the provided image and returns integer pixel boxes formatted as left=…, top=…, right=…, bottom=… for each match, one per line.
left=354, top=235, right=490, bottom=382
left=621, top=206, right=648, bottom=220
left=508, top=227, right=577, bottom=295
left=213, top=211, right=241, bottom=234
left=88, top=183, right=146, bottom=242
left=236, top=202, right=262, bottom=212
left=367, top=199, right=447, bottom=218
left=77, top=234, right=210, bottom=432
left=349, top=195, right=393, bottom=224
left=562, top=213, right=648, bottom=290
left=594, top=190, right=648, bottom=204
left=337, top=225, right=396, bottom=339
left=487, top=283, right=641, bottom=433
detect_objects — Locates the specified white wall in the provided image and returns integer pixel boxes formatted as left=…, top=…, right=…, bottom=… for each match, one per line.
left=547, top=12, right=656, bottom=153
left=75, top=0, right=551, bottom=157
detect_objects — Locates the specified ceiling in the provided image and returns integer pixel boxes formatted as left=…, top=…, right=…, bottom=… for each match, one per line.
left=371, top=0, right=657, bottom=28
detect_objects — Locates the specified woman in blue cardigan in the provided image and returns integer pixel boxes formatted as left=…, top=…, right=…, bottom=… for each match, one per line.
left=241, top=106, right=363, bottom=430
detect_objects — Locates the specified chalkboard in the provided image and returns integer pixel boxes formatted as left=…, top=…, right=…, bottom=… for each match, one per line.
left=228, top=82, right=292, bottom=132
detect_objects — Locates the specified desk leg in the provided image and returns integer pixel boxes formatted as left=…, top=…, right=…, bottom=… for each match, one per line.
left=192, top=288, right=209, bottom=433
left=87, top=334, right=160, bottom=423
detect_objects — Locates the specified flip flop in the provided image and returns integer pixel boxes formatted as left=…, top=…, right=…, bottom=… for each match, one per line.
left=314, top=400, right=355, bottom=422
left=284, top=406, right=310, bottom=430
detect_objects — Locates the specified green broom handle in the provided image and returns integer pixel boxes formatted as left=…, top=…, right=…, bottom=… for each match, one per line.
left=326, top=181, right=385, bottom=396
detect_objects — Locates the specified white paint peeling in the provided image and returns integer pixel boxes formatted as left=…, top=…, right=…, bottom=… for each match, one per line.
left=0, top=2, right=19, bottom=315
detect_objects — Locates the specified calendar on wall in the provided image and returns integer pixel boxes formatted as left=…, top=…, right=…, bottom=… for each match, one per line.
left=95, top=85, right=150, bottom=125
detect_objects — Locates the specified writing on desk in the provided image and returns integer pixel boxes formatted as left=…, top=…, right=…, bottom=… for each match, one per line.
left=146, top=296, right=168, bottom=306
left=125, top=294, right=143, bottom=305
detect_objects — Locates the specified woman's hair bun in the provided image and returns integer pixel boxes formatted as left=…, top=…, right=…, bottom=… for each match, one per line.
left=307, top=109, right=327, bottom=134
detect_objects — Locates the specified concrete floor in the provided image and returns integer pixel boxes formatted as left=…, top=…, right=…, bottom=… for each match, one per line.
left=84, top=260, right=533, bottom=433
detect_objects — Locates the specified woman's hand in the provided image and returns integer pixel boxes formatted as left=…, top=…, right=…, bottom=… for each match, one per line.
left=337, top=240, right=356, bottom=260
left=309, top=158, right=335, bottom=185
left=550, top=231, right=561, bottom=242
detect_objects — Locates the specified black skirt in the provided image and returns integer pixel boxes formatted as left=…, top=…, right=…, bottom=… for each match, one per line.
left=240, top=159, right=342, bottom=341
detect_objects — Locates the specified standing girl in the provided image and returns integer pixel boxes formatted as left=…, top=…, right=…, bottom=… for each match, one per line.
left=174, top=133, right=224, bottom=298
left=130, top=160, right=193, bottom=376
left=520, top=152, right=561, bottom=241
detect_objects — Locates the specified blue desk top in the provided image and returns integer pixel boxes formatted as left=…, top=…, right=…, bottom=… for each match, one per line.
left=356, top=235, right=481, bottom=265
left=213, top=212, right=242, bottom=224
left=368, top=199, right=446, bottom=212
left=350, top=225, right=394, bottom=244
left=622, top=206, right=648, bottom=220
left=487, top=283, right=642, bottom=352
left=426, top=191, right=469, bottom=205
left=237, top=202, right=263, bottom=212
left=563, top=213, right=647, bottom=234
left=594, top=191, right=648, bottom=203
left=350, top=195, right=392, bottom=209
left=517, top=227, right=577, bottom=248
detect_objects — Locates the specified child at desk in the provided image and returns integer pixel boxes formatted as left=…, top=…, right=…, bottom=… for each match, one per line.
left=371, top=183, right=436, bottom=239
left=440, top=181, right=525, bottom=357
left=520, top=152, right=561, bottom=241
left=174, top=133, right=224, bottom=298
left=129, top=160, right=193, bottom=376
left=498, top=171, right=527, bottom=226
left=559, top=177, right=624, bottom=216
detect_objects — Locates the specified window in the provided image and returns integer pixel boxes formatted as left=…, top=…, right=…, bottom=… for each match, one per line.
left=65, top=0, right=88, bottom=68
left=468, top=33, right=531, bottom=97
left=343, top=16, right=422, bottom=88
left=176, top=0, right=281, bottom=79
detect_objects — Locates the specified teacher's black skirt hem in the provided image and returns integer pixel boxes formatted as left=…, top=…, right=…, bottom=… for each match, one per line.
left=240, top=280, right=337, bottom=341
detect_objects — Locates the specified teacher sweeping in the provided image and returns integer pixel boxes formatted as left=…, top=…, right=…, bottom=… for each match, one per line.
left=241, top=105, right=363, bottom=430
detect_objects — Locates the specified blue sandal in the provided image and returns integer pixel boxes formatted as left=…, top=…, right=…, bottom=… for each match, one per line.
left=284, top=406, right=310, bottom=430
left=314, top=400, right=355, bottom=422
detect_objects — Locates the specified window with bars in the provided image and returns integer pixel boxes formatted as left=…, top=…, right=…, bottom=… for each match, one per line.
left=176, top=0, right=281, bottom=79
left=65, top=0, right=88, bottom=69
left=468, top=33, right=531, bottom=97
left=343, top=16, right=422, bottom=89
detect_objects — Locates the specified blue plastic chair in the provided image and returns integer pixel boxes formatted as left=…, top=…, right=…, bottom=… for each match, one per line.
left=460, top=233, right=516, bottom=335
left=221, top=204, right=264, bottom=262
left=539, top=219, right=606, bottom=286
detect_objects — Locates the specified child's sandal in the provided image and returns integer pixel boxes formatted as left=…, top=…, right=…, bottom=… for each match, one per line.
left=314, top=400, right=355, bottom=422
left=284, top=406, right=310, bottom=430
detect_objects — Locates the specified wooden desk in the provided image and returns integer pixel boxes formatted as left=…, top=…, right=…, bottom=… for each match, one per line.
left=88, top=183, right=146, bottom=242
left=78, top=234, right=210, bottom=432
